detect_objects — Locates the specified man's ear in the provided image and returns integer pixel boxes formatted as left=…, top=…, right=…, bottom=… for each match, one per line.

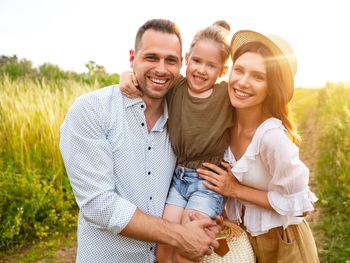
left=185, top=52, right=189, bottom=66
left=129, top=49, right=135, bottom=67
left=220, top=65, right=228, bottom=77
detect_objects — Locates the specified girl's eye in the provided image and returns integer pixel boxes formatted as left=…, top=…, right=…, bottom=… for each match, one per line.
left=193, top=59, right=200, bottom=63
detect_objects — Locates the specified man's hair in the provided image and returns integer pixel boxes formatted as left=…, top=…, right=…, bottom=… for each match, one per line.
left=134, top=19, right=182, bottom=54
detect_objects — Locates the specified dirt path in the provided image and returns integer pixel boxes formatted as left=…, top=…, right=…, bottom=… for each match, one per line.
left=0, top=232, right=77, bottom=263
left=298, top=104, right=320, bottom=228
left=296, top=101, right=324, bottom=258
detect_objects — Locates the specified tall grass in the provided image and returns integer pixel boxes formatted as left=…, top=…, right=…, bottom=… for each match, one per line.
left=313, top=83, right=350, bottom=262
left=290, top=88, right=319, bottom=127
left=0, top=76, right=97, bottom=250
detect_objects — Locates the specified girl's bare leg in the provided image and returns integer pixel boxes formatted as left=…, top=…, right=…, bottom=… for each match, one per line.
left=156, top=204, right=184, bottom=263
left=173, top=209, right=210, bottom=263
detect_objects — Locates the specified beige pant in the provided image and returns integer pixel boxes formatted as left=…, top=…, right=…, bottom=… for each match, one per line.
left=247, top=219, right=319, bottom=263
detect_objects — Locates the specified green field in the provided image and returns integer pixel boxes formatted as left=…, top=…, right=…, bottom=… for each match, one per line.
left=0, top=77, right=349, bottom=262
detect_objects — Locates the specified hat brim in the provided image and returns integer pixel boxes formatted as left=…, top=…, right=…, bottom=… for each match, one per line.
left=230, top=30, right=295, bottom=101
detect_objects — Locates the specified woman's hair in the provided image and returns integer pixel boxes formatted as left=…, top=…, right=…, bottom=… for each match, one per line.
left=189, top=20, right=231, bottom=67
left=232, top=41, right=301, bottom=145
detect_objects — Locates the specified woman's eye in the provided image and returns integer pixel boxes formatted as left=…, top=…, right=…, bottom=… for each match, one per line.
left=254, top=74, right=265, bottom=81
left=234, top=67, right=242, bottom=74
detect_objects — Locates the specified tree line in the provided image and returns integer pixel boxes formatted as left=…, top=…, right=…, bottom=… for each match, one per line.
left=0, top=55, right=119, bottom=86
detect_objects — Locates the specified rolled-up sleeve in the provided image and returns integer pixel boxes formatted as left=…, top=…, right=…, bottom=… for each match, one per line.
left=260, top=128, right=317, bottom=216
left=60, top=95, right=136, bottom=235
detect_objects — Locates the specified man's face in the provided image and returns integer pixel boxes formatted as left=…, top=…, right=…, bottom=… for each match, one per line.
left=130, top=29, right=182, bottom=101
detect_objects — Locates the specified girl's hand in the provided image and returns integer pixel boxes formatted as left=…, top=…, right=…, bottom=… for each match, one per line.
left=119, top=71, right=143, bottom=98
left=197, top=161, right=240, bottom=198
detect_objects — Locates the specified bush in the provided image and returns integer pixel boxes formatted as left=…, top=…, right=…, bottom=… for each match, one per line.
left=0, top=168, right=77, bottom=249
left=0, top=55, right=37, bottom=80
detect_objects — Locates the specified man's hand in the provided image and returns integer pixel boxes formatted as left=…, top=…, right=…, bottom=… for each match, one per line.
left=189, top=211, right=223, bottom=239
left=173, top=217, right=219, bottom=261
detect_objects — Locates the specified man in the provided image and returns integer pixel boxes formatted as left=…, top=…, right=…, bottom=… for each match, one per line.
left=60, top=19, right=219, bottom=262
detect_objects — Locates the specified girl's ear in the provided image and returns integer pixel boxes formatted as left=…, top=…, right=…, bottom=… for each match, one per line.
left=220, top=65, right=228, bottom=77
left=185, top=52, right=190, bottom=65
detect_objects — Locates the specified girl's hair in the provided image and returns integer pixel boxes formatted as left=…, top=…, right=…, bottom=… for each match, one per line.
left=232, top=41, right=301, bottom=145
left=189, top=21, right=231, bottom=67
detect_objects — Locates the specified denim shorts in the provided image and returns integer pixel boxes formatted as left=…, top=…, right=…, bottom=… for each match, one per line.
left=165, top=166, right=226, bottom=219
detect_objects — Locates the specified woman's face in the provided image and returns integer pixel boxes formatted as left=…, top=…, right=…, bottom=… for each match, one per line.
left=228, top=52, right=268, bottom=110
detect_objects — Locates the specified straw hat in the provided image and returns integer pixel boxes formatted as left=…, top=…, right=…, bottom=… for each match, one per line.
left=230, top=30, right=297, bottom=101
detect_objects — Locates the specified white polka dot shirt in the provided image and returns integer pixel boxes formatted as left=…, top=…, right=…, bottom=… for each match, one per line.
left=60, top=85, right=176, bottom=262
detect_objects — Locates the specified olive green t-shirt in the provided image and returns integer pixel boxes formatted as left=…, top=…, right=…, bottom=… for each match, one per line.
left=167, top=77, right=234, bottom=169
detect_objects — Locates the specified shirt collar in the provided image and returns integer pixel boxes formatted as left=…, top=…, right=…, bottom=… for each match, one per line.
left=123, top=95, right=144, bottom=108
left=122, top=95, right=169, bottom=131
left=155, top=100, right=169, bottom=132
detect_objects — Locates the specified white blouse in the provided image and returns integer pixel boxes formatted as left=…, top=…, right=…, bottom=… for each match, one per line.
left=224, top=117, right=317, bottom=237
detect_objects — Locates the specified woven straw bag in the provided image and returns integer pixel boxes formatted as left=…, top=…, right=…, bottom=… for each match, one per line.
left=201, top=220, right=256, bottom=263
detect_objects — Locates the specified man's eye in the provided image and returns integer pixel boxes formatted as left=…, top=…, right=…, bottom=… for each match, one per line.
left=166, top=58, right=178, bottom=65
left=145, top=56, right=157, bottom=62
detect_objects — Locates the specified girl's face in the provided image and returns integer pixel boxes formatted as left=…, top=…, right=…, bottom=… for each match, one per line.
left=228, top=52, right=268, bottom=110
left=185, top=39, right=224, bottom=97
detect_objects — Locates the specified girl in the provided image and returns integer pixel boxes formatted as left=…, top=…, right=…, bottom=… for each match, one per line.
left=120, top=21, right=233, bottom=263
left=197, top=30, right=319, bottom=262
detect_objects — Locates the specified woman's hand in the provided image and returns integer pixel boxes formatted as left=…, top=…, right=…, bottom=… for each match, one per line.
left=198, top=162, right=274, bottom=210
left=119, top=71, right=143, bottom=98
left=197, top=161, right=240, bottom=198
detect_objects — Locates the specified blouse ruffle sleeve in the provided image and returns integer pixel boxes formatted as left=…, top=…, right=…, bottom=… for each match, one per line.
left=259, top=119, right=317, bottom=216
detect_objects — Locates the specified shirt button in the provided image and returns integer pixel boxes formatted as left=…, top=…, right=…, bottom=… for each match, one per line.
left=141, top=123, right=145, bottom=126
left=150, top=247, right=153, bottom=251
left=141, top=104, right=144, bottom=108
left=149, top=196, right=152, bottom=200
left=148, top=146, right=151, bottom=150
left=148, top=171, right=151, bottom=175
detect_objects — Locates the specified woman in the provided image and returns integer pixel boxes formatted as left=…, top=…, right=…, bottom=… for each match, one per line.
left=197, top=30, right=319, bottom=262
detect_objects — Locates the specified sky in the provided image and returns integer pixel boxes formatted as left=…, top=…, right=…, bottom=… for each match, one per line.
left=1, top=0, right=349, bottom=87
